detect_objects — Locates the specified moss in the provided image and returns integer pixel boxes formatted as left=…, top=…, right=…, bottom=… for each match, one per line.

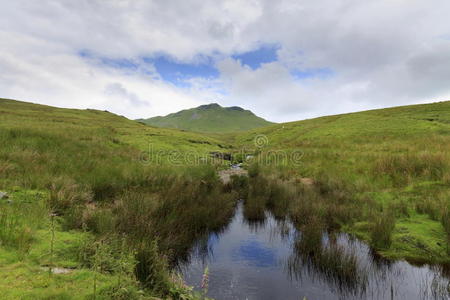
left=383, top=214, right=449, bottom=263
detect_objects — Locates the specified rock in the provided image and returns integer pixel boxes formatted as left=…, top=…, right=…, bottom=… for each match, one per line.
left=218, top=168, right=248, bottom=184
left=298, top=178, right=314, bottom=186
left=210, top=151, right=232, bottom=161
left=41, top=266, right=73, bottom=274
left=0, top=191, right=9, bottom=199
left=52, top=267, right=73, bottom=274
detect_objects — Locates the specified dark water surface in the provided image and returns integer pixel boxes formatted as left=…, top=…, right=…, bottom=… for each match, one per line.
left=180, top=203, right=449, bottom=300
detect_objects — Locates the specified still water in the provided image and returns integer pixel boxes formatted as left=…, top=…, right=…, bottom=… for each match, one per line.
left=180, top=203, right=449, bottom=300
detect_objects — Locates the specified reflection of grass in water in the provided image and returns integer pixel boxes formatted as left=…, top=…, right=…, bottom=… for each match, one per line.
left=243, top=176, right=269, bottom=222
left=287, top=229, right=368, bottom=297
left=430, top=264, right=450, bottom=299
left=239, top=174, right=369, bottom=296
left=430, top=274, right=450, bottom=300
left=418, top=265, right=450, bottom=300
left=233, top=171, right=449, bottom=298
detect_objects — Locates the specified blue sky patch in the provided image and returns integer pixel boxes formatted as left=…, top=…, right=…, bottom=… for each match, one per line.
left=79, top=50, right=220, bottom=88
left=232, top=240, right=277, bottom=267
left=290, top=67, right=335, bottom=80
left=232, top=44, right=279, bottom=69
left=144, top=55, right=219, bottom=87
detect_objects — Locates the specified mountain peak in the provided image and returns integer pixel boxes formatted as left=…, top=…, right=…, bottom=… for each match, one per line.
left=138, top=103, right=273, bottom=133
left=226, top=106, right=245, bottom=112
left=198, top=103, right=221, bottom=110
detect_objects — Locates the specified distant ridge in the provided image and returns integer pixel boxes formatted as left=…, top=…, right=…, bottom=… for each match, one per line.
left=137, top=103, right=274, bottom=133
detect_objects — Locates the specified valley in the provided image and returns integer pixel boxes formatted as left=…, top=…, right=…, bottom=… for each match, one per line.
left=0, top=98, right=449, bottom=299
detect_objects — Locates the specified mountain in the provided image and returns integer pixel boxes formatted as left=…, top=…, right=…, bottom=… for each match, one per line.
left=137, top=103, right=274, bottom=133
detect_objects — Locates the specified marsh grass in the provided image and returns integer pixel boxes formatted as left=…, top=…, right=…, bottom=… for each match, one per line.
left=0, top=106, right=237, bottom=294
left=234, top=101, right=450, bottom=266
left=135, top=240, right=171, bottom=295
left=0, top=192, right=47, bottom=256
left=442, top=209, right=450, bottom=255
left=0, top=207, right=34, bottom=255
left=2, top=99, right=450, bottom=297
left=238, top=171, right=370, bottom=295
left=369, top=212, right=396, bottom=250
left=242, top=171, right=297, bottom=222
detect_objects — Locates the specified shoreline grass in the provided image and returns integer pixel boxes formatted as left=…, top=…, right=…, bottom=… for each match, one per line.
left=1, top=98, right=450, bottom=298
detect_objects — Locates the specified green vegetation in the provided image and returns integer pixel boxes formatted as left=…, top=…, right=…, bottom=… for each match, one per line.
left=0, top=98, right=234, bottom=299
left=234, top=101, right=450, bottom=264
left=137, top=103, right=273, bottom=133
left=1, top=97, right=450, bottom=298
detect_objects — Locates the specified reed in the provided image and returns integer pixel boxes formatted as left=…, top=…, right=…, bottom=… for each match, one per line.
left=370, top=212, right=396, bottom=250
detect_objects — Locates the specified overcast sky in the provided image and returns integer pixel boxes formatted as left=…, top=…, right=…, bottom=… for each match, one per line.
left=1, top=1, right=450, bottom=122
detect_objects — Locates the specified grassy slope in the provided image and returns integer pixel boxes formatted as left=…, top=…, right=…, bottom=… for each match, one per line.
left=236, top=101, right=450, bottom=146
left=138, top=103, right=273, bottom=133
left=0, top=98, right=231, bottom=299
left=0, top=98, right=227, bottom=155
left=1, top=98, right=449, bottom=298
left=235, top=101, right=450, bottom=263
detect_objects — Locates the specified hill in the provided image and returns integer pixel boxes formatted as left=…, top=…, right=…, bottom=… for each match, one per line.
left=236, top=101, right=450, bottom=147
left=1, top=98, right=449, bottom=298
left=137, top=103, right=274, bottom=133
left=234, top=101, right=450, bottom=263
left=0, top=99, right=229, bottom=164
left=0, top=98, right=235, bottom=299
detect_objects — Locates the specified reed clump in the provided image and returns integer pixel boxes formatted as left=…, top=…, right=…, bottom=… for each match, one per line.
left=369, top=211, right=396, bottom=250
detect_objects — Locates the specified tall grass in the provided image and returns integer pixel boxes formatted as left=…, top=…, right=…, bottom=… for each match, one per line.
left=0, top=120, right=239, bottom=297
left=57, top=166, right=239, bottom=293
left=374, top=152, right=448, bottom=185
left=370, top=212, right=396, bottom=250
left=0, top=193, right=47, bottom=256
left=0, top=206, right=34, bottom=255
left=442, top=209, right=450, bottom=255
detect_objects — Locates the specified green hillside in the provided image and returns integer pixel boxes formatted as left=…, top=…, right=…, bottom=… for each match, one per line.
left=0, top=99, right=230, bottom=165
left=0, top=98, right=449, bottom=298
left=236, top=101, right=450, bottom=146
left=137, top=103, right=274, bottom=133
left=234, top=101, right=450, bottom=263
left=0, top=99, right=235, bottom=299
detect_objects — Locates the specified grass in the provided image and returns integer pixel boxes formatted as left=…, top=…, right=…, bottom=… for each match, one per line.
left=233, top=101, right=450, bottom=264
left=0, top=190, right=140, bottom=300
left=1, top=97, right=450, bottom=298
left=0, top=98, right=239, bottom=299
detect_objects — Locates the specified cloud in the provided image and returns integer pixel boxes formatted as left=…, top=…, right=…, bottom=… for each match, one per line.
left=1, top=0, right=450, bottom=122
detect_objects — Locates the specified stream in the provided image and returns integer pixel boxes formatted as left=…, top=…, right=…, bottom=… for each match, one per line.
left=179, top=203, right=449, bottom=300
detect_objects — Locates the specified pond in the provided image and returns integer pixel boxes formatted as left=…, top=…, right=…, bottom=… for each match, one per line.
left=179, top=203, right=450, bottom=300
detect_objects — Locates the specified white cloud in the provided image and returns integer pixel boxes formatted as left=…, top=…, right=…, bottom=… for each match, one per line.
left=1, top=0, right=450, bottom=122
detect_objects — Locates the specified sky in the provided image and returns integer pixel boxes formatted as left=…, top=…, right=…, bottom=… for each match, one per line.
left=1, top=1, right=450, bottom=123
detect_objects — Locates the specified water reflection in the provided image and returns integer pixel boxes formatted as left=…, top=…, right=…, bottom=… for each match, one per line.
left=179, top=203, right=450, bottom=300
